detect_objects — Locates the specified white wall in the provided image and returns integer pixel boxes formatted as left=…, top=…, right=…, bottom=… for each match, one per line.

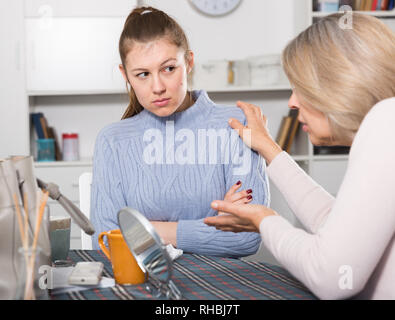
left=31, top=1, right=309, bottom=159
left=143, top=0, right=306, bottom=61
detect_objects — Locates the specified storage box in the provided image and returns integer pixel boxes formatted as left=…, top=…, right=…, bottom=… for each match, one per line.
left=232, top=60, right=250, bottom=87
left=247, top=55, right=288, bottom=87
left=192, top=60, right=228, bottom=90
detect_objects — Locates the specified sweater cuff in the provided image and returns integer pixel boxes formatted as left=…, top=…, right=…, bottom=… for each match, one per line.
left=176, top=219, right=201, bottom=252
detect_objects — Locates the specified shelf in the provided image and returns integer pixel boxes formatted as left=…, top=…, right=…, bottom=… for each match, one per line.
left=203, top=85, right=292, bottom=93
left=291, top=155, right=310, bottom=161
left=34, top=159, right=93, bottom=168
left=27, top=85, right=292, bottom=97
left=288, top=154, right=349, bottom=161
left=312, top=155, right=349, bottom=161
left=27, top=89, right=126, bottom=96
left=312, top=9, right=395, bottom=18
left=34, top=156, right=313, bottom=167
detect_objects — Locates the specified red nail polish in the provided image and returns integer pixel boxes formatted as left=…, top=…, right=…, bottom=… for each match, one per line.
left=247, top=195, right=252, bottom=200
left=236, top=181, right=241, bottom=185
left=247, top=189, right=253, bottom=194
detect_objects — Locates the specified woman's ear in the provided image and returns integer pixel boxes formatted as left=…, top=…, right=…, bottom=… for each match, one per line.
left=119, top=64, right=129, bottom=83
left=186, top=50, right=195, bottom=74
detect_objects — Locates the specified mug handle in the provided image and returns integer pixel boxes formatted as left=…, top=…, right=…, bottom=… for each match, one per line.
left=98, top=231, right=111, bottom=260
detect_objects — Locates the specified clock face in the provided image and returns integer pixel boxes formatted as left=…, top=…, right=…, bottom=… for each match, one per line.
left=189, top=0, right=242, bottom=16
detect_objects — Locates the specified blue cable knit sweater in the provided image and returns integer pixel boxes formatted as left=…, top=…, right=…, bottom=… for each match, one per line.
left=90, top=90, right=270, bottom=257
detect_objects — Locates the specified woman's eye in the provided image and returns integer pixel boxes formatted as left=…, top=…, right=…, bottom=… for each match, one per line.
left=164, top=66, right=175, bottom=73
left=136, top=72, right=149, bottom=78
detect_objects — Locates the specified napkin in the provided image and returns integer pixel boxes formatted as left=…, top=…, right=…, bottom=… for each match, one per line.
left=166, top=244, right=183, bottom=261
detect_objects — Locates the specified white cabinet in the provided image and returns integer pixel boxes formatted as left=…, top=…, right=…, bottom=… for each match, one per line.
left=311, top=159, right=348, bottom=197
left=34, top=163, right=92, bottom=249
left=24, top=0, right=137, bottom=17
left=34, top=164, right=92, bottom=199
left=24, top=0, right=139, bottom=94
left=25, top=17, right=127, bottom=93
left=0, top=0, right=29, bottom=157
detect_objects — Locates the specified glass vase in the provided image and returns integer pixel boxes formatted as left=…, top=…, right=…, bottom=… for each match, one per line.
left=15, top=246, right=49, bottom=300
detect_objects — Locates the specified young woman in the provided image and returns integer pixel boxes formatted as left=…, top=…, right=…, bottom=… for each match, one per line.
left=90, top=7, right=270, bottom=257
left=205, top=13, right=395, bottom=299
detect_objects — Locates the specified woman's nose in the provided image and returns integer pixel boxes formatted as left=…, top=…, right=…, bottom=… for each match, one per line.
left=288, top=92, right=299, bottom=110
left=152, top=75, right=166, bottom=95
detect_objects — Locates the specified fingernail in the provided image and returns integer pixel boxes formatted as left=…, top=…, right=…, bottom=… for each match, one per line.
left=236, top=181, right=241, bottom=185
left=247, top=189, right=253, bottom=194
left=212, top=202, right=218, bottom=209
left=247, top=195, right=252, bottom=200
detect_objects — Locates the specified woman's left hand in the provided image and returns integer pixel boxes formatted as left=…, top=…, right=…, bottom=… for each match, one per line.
left=221, top=181, right=253, bottom=215
left=204, top=201, right=278, bottom=233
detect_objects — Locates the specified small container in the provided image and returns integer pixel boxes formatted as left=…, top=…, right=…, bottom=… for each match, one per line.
left=233, top=60, right=250, bottom=87
left=192, top=60, right=228, bottom=90
left=36, top=139, right=55, bottom=162
left=62, top=133, right=79, bottom=161
left=49, top=216, right=71, bottom=262
left=248, top=54, right=287, bottom=87
left=15, top=246, right=48, bottom=300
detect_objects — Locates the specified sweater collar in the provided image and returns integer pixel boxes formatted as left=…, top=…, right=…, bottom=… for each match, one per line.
left=141, top=90, right=214, bottom=129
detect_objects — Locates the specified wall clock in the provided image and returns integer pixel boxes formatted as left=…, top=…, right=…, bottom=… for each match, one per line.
left=189, top=0, right=242, bottom=16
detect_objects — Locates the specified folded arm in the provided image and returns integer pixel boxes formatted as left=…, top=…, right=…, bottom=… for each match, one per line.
left=176, top=130, right=270, bottom=257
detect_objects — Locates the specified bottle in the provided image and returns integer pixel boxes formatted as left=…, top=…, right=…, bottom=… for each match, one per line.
left=227, top=61, right=235, bottom=85
left=62, top=133, right=79, bottom=161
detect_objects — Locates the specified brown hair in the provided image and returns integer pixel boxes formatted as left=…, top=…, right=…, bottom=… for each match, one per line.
left=282, top=13, right=395, bottom=144
left=119, top=6, right=192, bottom=119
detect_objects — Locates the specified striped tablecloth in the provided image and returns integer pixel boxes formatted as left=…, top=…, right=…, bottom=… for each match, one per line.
left=50, top=250, right=317, bottom=300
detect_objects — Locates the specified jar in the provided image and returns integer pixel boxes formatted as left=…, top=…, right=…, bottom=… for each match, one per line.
left=62, top=133, right=79, bottom=161
left=15, top=246, right=48, bottom=300
left=36, top=138, right=55, bottom=162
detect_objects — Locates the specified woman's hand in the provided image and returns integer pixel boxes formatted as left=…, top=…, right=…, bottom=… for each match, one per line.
left=229, top=101, right=283, bottom=164
left=149, top=182, right=251, bottom=247
left=221, top=181, right=253, bottom=215
left=204, top=200, right=278, bottom=233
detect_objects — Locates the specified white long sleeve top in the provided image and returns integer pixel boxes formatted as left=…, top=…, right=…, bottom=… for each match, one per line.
left=260, top=97, right=395, bottom=300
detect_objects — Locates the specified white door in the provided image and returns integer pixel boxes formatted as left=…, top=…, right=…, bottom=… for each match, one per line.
left=0, top=0, right=29, bottom=157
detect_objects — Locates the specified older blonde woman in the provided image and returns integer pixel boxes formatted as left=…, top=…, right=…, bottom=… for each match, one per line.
left=204, top=13, right=395, bottom=300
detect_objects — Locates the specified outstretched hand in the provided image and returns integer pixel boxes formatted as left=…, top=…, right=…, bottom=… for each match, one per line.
left=228, top=101, right=282, bottom=164
left=205, top=200, right=278, bottom=233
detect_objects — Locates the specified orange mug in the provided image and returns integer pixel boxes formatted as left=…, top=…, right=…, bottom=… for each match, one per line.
left=98, top=229, right=146, bottom=285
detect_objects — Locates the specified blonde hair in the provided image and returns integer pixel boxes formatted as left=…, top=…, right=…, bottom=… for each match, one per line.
left=282, top=13, right=395, bottom=143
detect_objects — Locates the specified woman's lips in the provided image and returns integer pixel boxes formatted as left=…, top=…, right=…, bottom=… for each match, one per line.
left=302, top=124, right=309, bottom=132
left=153, top=98, right=170, bottom=107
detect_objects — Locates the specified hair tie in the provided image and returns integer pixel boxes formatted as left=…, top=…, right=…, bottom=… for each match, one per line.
left=140, top=9, right=152, bottom=15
